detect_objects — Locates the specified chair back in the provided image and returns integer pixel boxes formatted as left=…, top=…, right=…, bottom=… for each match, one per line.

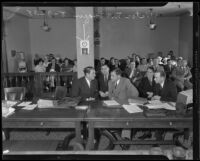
left=55, top=86, right=67, bottom=100
left=4, top=87, right=26, bottom=101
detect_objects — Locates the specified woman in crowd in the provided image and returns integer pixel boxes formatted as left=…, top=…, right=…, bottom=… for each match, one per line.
left=34, top=58, right=46, bottom=72
left=18, top=52, right=27, bottom=73
left=109, top=57, right=116, bottom=72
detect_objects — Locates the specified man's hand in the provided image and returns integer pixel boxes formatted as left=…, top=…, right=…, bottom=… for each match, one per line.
left=151, top=95, right=161, bottom=100
left=146, top=92, right=153, bottom=98
left=86, top=97, right=95, bottom=101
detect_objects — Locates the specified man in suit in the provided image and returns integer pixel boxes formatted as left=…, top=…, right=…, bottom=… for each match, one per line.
left=97, top=64, right=110, bottom=100
left=152, top=57, right=164, bottom=72
left=164, top=59, right=175, bottom=80
left=71, top=66, right=99, bottom=101
left=152, top=70, right=178, bottom=141
left=152, top=70, right=177, bottom=102
left=108, top=68, right=139, bottom=104
left=108, top=68, right=139, bottom=148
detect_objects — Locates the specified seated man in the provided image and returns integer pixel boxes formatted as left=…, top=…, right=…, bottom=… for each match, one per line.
left=152, top=70, right=178, bottom=102
left=152, top=70, right=178, bottom=141
left=108, top=68, right=139, bottom=147
left=108, top=68, right=139, bottom=103
left=97, top=64, right=110, bottom=100
left=71, top=66, right=99, bottom=101
left=137, top=67, right=156, bottom=139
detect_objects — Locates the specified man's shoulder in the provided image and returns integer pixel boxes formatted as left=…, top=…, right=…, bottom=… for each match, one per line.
left=165, top=79, right=176, bottom=87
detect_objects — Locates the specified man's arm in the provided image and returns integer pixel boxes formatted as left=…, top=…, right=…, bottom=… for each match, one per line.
left=127, top=79, right=139, bottom=98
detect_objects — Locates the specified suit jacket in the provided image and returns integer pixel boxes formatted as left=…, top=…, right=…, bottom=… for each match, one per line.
left=164, top=64, right=175, bottom=79
left=97, top=73, right=110, bottom=93
left=46, top=63, right=60, bottom=72
left=108, top=77, right=139, bottom=102
left=71, top=77, right=99, bottom=101
left=138, top=77, right=156, bottom=98
left=153, top=80, right=177, bottom=102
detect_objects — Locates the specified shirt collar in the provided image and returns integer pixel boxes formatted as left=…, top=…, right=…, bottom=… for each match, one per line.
left=160, top=81, right=165, bottom=88
left=116, top=79, right=120, bottom=85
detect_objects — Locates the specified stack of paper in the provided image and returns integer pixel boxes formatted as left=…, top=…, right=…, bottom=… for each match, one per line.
left=37, top=99, right=54, bottom=108
left=122, top=104, right=143, bottom=113
left=2, top=107, right=15, bottom=118
left=17, top=101, right=32, bottom=106
left=3, top=101, right=18, bottom=107
left=22, top=104, right=37, bottom=110
left=75, top=105, right=88, bottom=110
left=103, top=100, right=120, bottom=106
left=146, top=103, right=176, bottom=111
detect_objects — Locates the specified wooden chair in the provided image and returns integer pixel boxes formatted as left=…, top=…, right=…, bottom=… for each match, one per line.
left=4, top=87, right=26, bottom=101
left=54, top=86, right=67, bottom=100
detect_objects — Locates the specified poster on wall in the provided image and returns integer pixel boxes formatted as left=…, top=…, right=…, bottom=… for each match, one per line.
left=80, top=40, right=89, bottom=55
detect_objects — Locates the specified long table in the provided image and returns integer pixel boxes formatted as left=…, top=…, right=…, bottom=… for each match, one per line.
left=2, top=99, right=193, bottom=151
left=84, top=101, right=193, bottom=150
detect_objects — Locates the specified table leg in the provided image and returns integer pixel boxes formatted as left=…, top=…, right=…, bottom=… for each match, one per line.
left=3, top=129, right=10, bottom=140
left=75, top=122, right=82, bottom=143
left=86, top=122, right=94, bottom=150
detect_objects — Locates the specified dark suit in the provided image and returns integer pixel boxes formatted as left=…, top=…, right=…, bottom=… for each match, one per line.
left=71, top=77, right=99, bottom=101
left=46, top=63, right=60, bottom=72
left=153, top=79, right=178, bottom=140
left=153, top=79, right=177, bottom=102
left=138, top=77, right=156, bottom=98
left=164, top=64, right=175, bottom=79
left=97, top=73, right=110, bottom=93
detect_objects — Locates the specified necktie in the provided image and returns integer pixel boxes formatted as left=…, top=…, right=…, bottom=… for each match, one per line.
left=104, top=75, right=108, bottom=83
left=115, top=82, right=118, bottom=89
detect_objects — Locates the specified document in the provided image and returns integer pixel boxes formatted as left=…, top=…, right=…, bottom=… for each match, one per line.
left=122, top=104, right=143, bottom=113
left=103, top=100, right=120, bottom=106
left=37, top=99, right=54, bottom=108
left=17, top=101, right=32, bottom=106
left=3, top=101, right=18, bottom=107
left=22, top=104, right=37, bottom=110
left=2, top=107, right=15, bottom=118
left=146, top=103, right=176, bottom=111
left=75, top=105, right=88, bottom=110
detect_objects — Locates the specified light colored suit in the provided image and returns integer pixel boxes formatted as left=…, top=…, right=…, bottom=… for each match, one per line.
left=108, top=77, right=139, bottom=102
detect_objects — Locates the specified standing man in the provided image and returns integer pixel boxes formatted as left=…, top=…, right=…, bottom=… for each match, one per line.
left=71, top=66, right=98, bottom=101
left=97, top=64, right=110, bottom=100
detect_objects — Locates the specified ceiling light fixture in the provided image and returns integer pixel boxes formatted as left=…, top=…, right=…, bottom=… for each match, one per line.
left=41, top=10, right=51, bottom=32
left=149, top=8, right=157, bottom=30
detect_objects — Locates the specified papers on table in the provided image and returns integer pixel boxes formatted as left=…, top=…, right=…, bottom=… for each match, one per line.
left=122, top=104, right=143, bottom=113
left=75, top=105, right=88, bottom=110
left=103, top=100, right=120, bottom=106
left=3, top=101, right=18, bottom=107
left=37, top=99, right=54, bottom=108
left=17, top=101, right=32, bottom=106
left=146, top=103, right=176, bottom=111
left=2, top=107, right=15, bottom=118
left=22, top=104, right=37, bottom=110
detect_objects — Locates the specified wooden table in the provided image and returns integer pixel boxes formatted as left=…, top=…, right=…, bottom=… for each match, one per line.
left=2, top=101, right=86, bottom=144
left=84, top=101, right=193, bottom=150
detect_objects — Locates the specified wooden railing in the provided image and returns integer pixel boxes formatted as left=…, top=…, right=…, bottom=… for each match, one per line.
left=2, top=72, right=74, bottom=98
